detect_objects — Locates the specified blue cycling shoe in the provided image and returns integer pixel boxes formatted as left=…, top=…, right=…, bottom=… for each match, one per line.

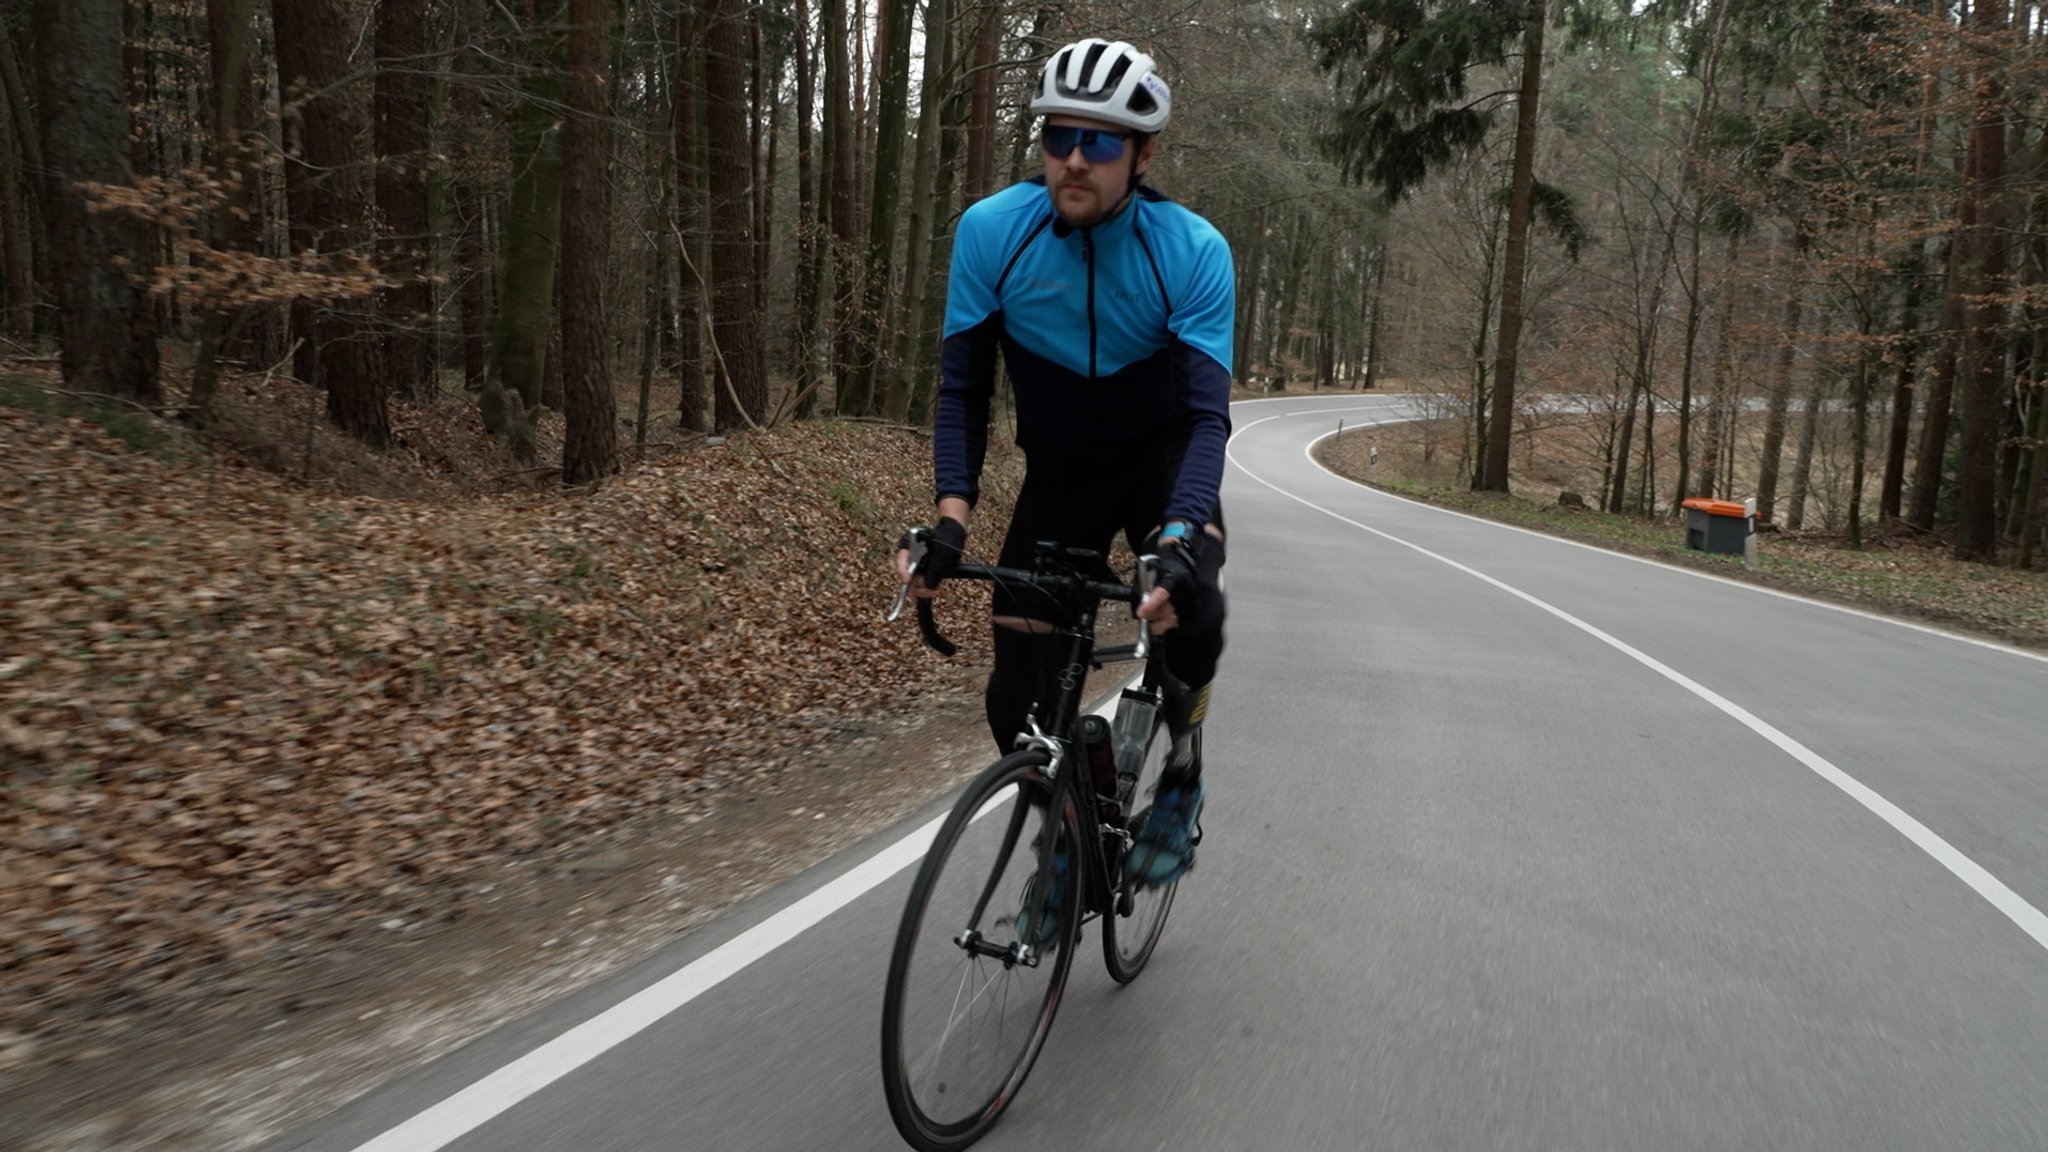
left=1124, top=777, right=1203, bottom=887
left=1012, top=841, right=1071, bottom=952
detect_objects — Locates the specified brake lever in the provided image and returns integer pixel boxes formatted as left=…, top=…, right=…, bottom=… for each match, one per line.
left=1132, top=554, right=1159, bottom=663
left=885, top=529, right=930, bottom=623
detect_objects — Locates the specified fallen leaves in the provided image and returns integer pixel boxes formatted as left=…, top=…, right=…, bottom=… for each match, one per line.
left=1, top=393, right=1018, bottom=1047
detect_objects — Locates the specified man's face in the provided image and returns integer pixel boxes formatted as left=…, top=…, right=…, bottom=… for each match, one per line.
left=1042, top=115, right=1155, bottom=228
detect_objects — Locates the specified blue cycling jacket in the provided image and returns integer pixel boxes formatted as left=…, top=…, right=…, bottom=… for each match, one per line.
left=933, top=177, right=1235, bottom=528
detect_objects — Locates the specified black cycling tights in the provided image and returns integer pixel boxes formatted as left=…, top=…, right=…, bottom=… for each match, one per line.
left=983, top=524, right=1220, bottom=750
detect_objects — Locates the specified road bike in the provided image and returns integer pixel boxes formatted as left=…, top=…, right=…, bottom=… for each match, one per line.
left=879, top=533, right=1184, bottom=1151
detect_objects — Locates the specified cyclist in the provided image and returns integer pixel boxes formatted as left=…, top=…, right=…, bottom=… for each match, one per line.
left=894, top=37, right=1233, bottom=889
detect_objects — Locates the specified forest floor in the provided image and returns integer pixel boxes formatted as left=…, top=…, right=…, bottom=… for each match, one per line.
left=1314, top=411, right=2048, bottom=651
left=0, top=359, right=1030, bottom=1151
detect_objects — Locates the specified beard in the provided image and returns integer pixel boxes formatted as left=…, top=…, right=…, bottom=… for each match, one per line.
left=1051, top=179, right=1108, bottom=226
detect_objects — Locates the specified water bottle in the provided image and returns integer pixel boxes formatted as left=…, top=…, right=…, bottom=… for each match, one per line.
left=1109, top=686, right=1159, bottom=808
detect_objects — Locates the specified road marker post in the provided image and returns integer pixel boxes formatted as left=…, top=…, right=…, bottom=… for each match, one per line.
left=1744, top=498, right=1759, bottom=572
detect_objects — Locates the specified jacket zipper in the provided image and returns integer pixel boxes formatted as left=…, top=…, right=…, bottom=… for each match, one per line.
left=1083, top=227, right=1097, bottom=378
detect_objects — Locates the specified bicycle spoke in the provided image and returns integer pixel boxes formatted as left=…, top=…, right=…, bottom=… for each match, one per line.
left=884, top=754, right=1078, bottom=1148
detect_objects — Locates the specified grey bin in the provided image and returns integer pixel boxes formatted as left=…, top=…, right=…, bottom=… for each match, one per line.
left=1683, top=501, right=1751, bottom=556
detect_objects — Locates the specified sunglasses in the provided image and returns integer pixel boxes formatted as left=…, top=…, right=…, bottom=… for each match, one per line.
left=1041, top=124, right=1131, bottom=164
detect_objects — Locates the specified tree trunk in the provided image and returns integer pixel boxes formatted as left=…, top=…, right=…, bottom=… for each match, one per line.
left=963, top=0, right=999, bottom=202
left=706, top=0, right=767, bottom=429
left=676, top=0, right=709, bottom=433
left=1848, top=303, right=1876, bottom=550
left=1671, top=212, right=1708, bottom=511
left=826, top=0, right=859, bottom=413
left=376, top=0, right=436, bottom=404
left=32, top=0, right=160, bottom=403
left=1271, top=215, right=1311, bottom=389
left=1756, top=228, right=1806, bottom=524
left=1954, top=0, right=2007, bottom=561
left=845, top=0, right=915, bottom=416
left=1472, top=197, right=1504, bottom=485
left=1235, top=209, right=1265, bottom=383
left=0, top=13, right=41, bottom=180
left=885, top=0, right=949, bottom=422
left=1362, top=244, right=1387, bottom=389
left=791, top=0, right=819, bottom=407
left=451, top=0, right=493, bottom=401
left=637, top=231, right=665, bottom=452
left=187, top=0, right=260, bottom=421
left=122, top=0, right=163, bottom=314
left=750, top=8, right=770, bottom=320
left=1785, top=368, right=1824, bottom=532
left=1696, top=232, right=1743, bottom=500
left=1609, top=376, right=1643, bottom=514
left=1318, top=237, right=1337, bottom=389
left=0, top=12, right=44, bottom=338
left=543, top=257, right=566, bottom=413
left=0, top=62, right=35, bottom=338
left=1910, top=234, right=1965, bottom=530
left=2011, top=158, right=2048, bottom=554
left=486, top=1, right=565, bottom=455
left=2018, top=377, right=2047, bottom=568
left=561, top=0, right=617, bottom=485
left=911, top=0, right=966, bottom=423
left=1478, top=0, right=1546, bottom=492
left=274, top=0, right=387, bottom=444
left=1881, top=241, right=1928, bottom=522
left=855, top=0, right=873, bottom=221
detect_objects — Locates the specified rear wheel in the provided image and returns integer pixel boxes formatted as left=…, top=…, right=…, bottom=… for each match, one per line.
left=881, top=750, right=1083, bottom=1151
left=1102, top=715, right=1178, bottom=983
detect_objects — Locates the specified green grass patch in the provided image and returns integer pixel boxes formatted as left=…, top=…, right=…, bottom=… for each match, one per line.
left=0, top=374, right=176, bottom=458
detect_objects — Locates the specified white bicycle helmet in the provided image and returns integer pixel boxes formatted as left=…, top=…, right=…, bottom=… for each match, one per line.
left=1030, top=38, right=1171, bottom=134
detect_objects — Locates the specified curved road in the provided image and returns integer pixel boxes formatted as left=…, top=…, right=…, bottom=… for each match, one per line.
left=269, top=393, right=2048, bottom=1152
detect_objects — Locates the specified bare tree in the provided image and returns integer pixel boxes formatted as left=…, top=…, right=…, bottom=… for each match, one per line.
left=273, top=0, right=388, bottom=445
left=561, top=0, right=618, bottom=484
left=31, top=0, right=159, bottom=402
left=705, top=0, right=767, bottom=428
left=376, top=0, right=436, bottom=404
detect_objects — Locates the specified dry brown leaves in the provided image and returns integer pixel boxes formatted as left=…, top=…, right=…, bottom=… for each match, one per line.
left=0, top=390, right=1015, bottom=1054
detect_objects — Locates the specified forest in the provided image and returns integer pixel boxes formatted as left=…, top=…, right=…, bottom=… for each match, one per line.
left=3, top=0, right=2046, bottom=561
left=4, top=4, right=2048, bottom=1135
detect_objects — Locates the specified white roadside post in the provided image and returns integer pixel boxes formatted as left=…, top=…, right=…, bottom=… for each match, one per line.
left=1744, top=497, right=1759, bottom=572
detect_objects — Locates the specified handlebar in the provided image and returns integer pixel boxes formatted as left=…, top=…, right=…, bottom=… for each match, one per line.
left=888, top=530, right=1158, bottom=661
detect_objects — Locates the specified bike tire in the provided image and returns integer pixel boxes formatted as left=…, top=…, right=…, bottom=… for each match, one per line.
left=1101, top=715, right=1179, bottom=984
left=881, top=750, right=1084, bottom=1151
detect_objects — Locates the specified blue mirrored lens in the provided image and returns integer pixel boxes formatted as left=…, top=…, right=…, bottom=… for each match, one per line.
left=1041, top=125, right=1127, bottom=163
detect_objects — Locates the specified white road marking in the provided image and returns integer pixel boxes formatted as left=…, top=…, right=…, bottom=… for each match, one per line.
left=1237, top=397, right=2046, bottom=664
left=348, top=816, right=938, bottom=1152
left=1224, top=424, right=2048, bottom=955
left=347, top=694, right=1124, bottom=1151
left=1293, top=421, right=2048, bottom=665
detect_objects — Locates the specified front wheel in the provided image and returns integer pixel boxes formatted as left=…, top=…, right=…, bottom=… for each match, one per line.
left=881, top=750, right=1083, bottom=1152
left=1101, top=714, right=1178, bottom=984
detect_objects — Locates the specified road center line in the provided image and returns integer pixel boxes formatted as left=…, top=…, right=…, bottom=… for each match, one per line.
left=1223, top=422, right=2048, bottom=956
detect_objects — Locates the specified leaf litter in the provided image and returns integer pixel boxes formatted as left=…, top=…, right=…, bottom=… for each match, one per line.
left=0, top=381, right=1022, bottom=1099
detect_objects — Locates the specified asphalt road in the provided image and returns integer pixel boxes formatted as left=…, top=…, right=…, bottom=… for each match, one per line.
left=268, top=393, right=2048, bottom=1152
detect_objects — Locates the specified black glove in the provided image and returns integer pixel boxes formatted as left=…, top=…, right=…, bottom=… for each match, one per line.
left=900, top=516, right=967, bottom=589
left=1146, top=522, right=1201, bottom=612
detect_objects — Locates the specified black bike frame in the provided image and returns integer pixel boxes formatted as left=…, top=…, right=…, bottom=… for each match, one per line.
left=888, top=536, right=1161, bottom=951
